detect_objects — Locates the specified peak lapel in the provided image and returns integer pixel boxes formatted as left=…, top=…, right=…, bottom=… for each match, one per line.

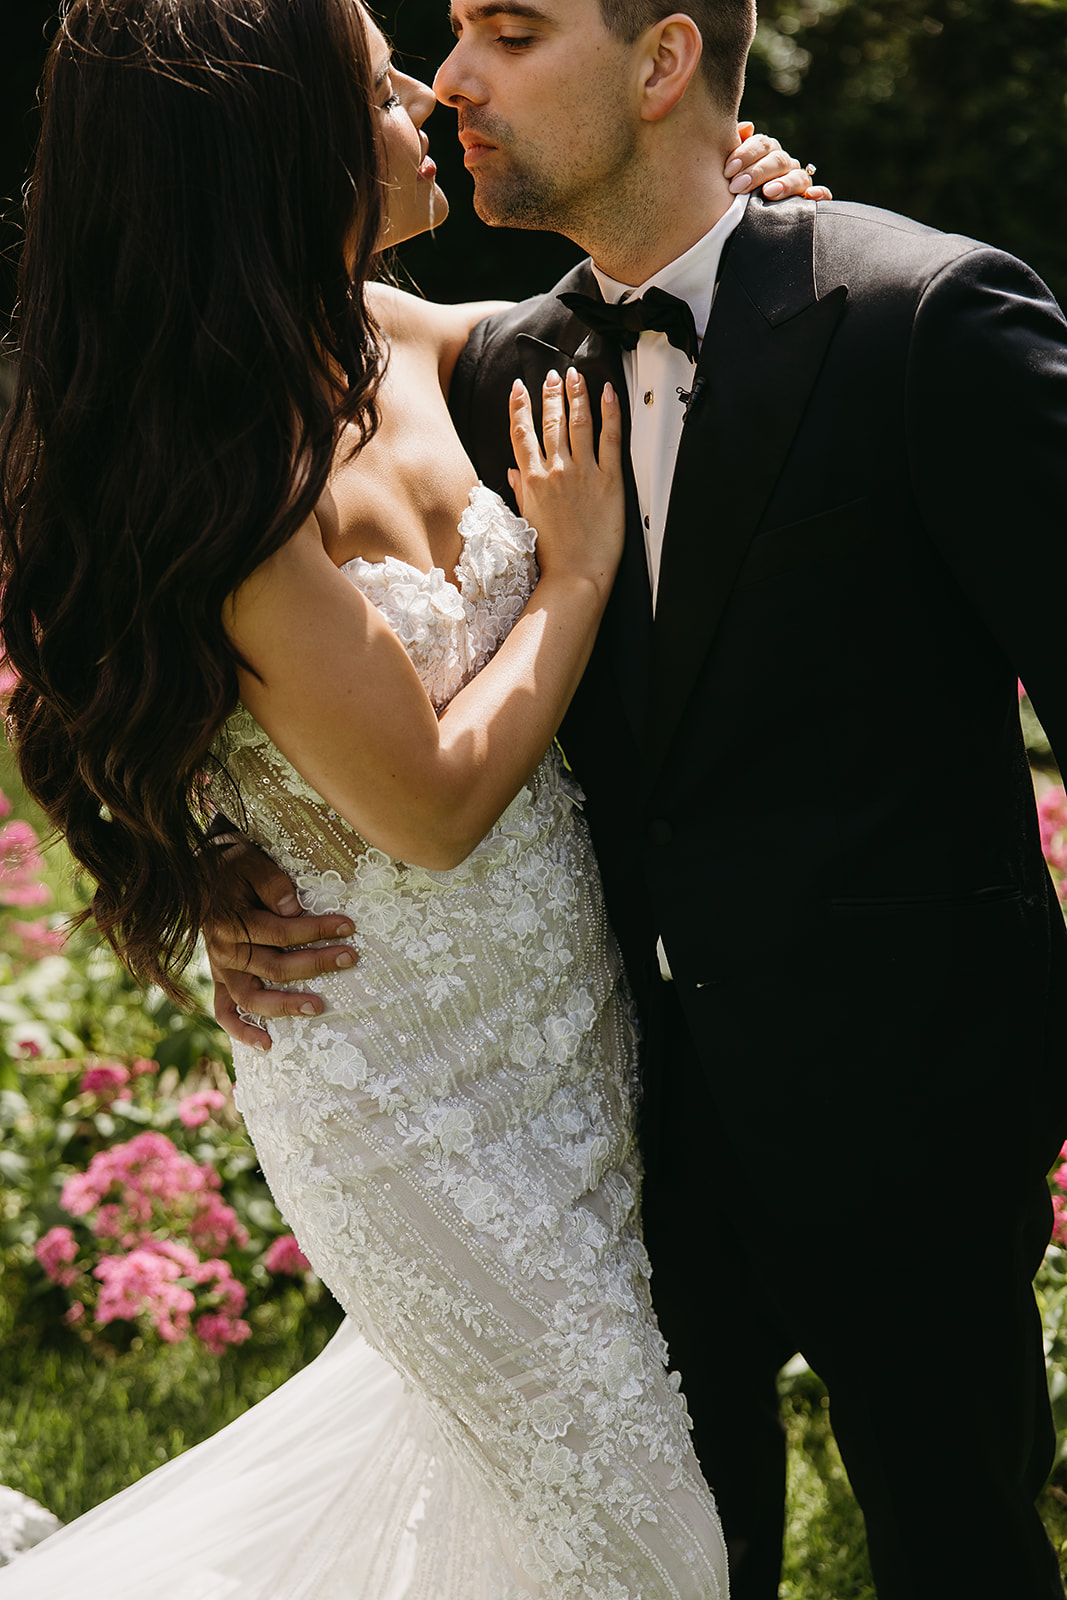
left=649, top=201, right=847, bottom=783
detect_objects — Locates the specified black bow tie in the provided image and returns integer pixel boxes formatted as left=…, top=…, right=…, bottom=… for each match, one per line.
left=558, top=285, right=701, bottom=365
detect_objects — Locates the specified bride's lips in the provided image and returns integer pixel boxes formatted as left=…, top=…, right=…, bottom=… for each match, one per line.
left=417, top=135, right=436, bottom=183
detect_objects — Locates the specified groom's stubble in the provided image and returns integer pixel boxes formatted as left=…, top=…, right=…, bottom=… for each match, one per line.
left=460, top=102, right=656, bottom=255
left=434, top=0, right=679, bottom=272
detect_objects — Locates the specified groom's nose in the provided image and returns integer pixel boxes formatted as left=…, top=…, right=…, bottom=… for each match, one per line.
left=432, top=40, right=485, bottom=108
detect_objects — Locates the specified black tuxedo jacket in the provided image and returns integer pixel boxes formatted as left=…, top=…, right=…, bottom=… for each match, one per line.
left=451, top=197, right=1067, bottom=1175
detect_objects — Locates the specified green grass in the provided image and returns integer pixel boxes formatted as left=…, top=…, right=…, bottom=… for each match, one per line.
left=0, top=1278, right=344, bottom=1522
left=780, top=1368, right=1067, bottom=1596
left=781, top=1378, right=877, bottom=1598
left=5, top=1323, right=1067, bottom=1591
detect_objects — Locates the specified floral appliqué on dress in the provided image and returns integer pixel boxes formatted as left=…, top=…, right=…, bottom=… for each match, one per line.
left=210, top=486, right=726, bottom=1600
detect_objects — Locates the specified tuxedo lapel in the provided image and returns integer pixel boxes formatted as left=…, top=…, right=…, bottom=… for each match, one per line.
left=517, top=270, right=653, bottom=752
left=649, top=201, right=848, bottom=782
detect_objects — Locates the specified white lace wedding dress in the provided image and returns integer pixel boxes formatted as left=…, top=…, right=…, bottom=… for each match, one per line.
left=1, top=487, right=727, bottom=1600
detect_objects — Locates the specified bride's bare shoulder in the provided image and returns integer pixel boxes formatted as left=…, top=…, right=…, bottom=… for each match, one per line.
left=368, top=282, right=513, bottom=394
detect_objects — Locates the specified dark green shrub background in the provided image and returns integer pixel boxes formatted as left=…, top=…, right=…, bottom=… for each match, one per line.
left=2, top=0, right=1065, bottom=323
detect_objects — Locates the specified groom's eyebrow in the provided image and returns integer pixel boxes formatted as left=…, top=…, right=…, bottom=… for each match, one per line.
left=448, top=4, right=554, bottom=33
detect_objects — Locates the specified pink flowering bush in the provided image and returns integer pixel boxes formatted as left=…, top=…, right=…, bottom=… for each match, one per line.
left=8, top=918, right=67, bottom=960
left=30, top=1124, right=259, bottom=1351
left=62, top=1130, right=250, bottom=1248
left=1037, top=786, right=1067, bottom=904
left=78, top=1062, right=132, bottom=1103
left=178, top=1088, right=228, bottom=1128
left=0, top=794, right=66, bottom=977
left=0, top=817, right=52, bottom=908
left=17, top=1069, right=325, bottom=1351
left=1039, top=1144, right=1067, bottom=1463
left=263, top=1233, right=312, bottom=1276
left=23, top=1090, right=316, bottom=1352
left=0, top=768, right=333, bottom=1364
left=34, top=1226, right=80, bottom=1288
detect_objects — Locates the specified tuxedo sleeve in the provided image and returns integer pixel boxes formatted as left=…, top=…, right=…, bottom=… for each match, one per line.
left=906, top=247, right=1067, bottom=761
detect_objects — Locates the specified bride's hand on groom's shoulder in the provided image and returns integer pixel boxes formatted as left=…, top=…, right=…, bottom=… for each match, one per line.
left=203, top=836, right=358, bottom=1050
left=724, top=123, right=833, bottom=202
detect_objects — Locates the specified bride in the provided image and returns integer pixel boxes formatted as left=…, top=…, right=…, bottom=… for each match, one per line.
left=0, top=2, right=816, bottom=1594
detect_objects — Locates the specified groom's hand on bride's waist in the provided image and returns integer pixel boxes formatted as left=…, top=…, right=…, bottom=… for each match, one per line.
left=204, top=835, right=356, bottom=1051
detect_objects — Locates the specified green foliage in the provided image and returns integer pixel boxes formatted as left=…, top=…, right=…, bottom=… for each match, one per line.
left=744, top=0, right=1067, bottom=303
left=0, top=741, right=333, bottom=1363
left=780, top=1368, right=877, bottom=1597
left=3, top=0, right=1063, bottom=314
left=1039, top=1245, right=1067, bottom=1466
left=371, top=0, right=1067, bottom=306
left=780, top=1364, right=1067, bottom=1589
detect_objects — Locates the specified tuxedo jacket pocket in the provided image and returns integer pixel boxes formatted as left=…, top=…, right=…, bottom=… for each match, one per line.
left=737, top=496, right=872, bottom=590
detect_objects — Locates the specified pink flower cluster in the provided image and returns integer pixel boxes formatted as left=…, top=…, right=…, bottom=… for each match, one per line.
left=7, top=918, right=66, bottom=960
left=263, top=1233, right=312, bottom=1276
left=49, top=1132, right=254, bottom=1351
left=35, top=1225, right=80, bottom=1288
left=61, top=1131, right=249, bottom=1255
left=0, top=817, right=50, bottom=908
left=1050, top=1141, right=1067, bottom=1245
left=93, top=1240, right=250, bottom=1348
left=1037, top=786, right=1067, bottom=903
left=79, top=1062, right=133, bottom=1105
left=178, top=1089, right=228, bottom=1128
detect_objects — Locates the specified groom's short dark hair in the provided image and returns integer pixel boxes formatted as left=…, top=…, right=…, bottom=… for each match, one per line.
left=596, top=0, right=755, bottom=114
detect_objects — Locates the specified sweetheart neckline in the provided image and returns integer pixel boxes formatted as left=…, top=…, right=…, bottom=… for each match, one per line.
left=340, top=482, right=495, bottom=594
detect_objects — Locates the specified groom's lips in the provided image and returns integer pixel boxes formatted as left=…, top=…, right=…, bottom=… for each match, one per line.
left=459, top=130, right=498, bottom=168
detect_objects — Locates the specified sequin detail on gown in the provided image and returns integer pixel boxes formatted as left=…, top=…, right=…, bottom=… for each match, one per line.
left=1, top=487, right=727, bottom=1600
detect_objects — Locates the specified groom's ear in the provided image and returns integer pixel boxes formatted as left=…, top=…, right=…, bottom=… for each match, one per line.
left=637, top=15, right=704, bottom=122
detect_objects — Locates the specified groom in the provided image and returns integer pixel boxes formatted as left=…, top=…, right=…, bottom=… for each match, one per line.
left=210, top=3, right=1067, bottom=1595
left=434, top=3, right=1067, bottom=1596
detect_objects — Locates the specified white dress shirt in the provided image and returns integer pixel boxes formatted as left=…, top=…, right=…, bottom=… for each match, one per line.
left=591, top=194, right=748, bottom=611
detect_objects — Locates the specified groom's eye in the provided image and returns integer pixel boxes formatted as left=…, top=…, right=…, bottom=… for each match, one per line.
left=497, top=34, right=536, bottom=50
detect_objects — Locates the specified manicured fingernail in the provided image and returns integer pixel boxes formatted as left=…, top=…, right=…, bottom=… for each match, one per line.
left=729, top=173, right=752, bottom=193
left=277, top=893, right=300, bottom=915
left=763, top=179, right=784, bottom=199
left=724, top=157, right=742, bottom=178
left=254, top=1040, right=270, bottom=1052
left=299, top=1002, right=317, bottom=1015
left=566, top=366, right=581, bottom=389
left=545, top=369, right=561, bottom=387
left=336, top=922, right=354, bottom=937
left=511, top=377, right=524, bottom=397
left=603, top=382, right=615, bottom=403
left=336, top=952, right=356, bottom=969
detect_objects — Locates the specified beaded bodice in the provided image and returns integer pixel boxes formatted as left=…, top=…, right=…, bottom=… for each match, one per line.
left=212, top=484, right=539, bottom=882
left=206, top=486, right=726, bottom=1599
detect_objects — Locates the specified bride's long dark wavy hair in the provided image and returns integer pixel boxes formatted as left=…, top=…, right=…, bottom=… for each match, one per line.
left=0, top=0, right=385, bottom=999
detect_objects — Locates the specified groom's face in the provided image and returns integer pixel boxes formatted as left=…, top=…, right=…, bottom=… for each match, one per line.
left=433, top=1, right=641, bottom=238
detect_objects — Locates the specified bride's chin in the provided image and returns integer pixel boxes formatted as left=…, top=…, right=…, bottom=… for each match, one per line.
left=377, top=186, right=450, bottom=250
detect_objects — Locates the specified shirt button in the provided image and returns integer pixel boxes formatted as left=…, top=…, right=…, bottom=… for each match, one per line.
left=644, top=390, right=654, bottom=406
left=643, top=515, right=650, bottom=529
